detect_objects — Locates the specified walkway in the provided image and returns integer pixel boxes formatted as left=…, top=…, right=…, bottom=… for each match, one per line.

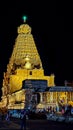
left=0, top=117, right=73, bottom=130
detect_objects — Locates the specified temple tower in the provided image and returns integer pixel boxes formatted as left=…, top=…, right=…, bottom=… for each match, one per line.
left=0, top=20, right=55, bottom=109
left=2, top=23, right=43, bottom=94
left=9, top=24, right=43, bottom=70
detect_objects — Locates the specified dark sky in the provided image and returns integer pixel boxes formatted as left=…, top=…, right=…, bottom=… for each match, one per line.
left=0, top=1, right=73, bottom=97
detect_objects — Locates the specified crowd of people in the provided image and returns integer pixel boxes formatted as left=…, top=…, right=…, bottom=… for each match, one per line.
left=0, top=104, right=73, bottom=130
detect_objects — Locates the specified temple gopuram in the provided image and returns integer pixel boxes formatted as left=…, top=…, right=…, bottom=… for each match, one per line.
left=0, top=18, right=73, bottom=111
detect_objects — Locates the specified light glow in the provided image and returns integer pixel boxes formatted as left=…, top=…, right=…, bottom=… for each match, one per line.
left=22, top=15, right=27, bottom=23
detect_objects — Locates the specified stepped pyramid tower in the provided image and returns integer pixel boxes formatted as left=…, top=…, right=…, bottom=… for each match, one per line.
left=0, top=19, right=55, bottom=109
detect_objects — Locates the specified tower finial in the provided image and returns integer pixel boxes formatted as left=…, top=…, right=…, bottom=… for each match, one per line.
left=22, top=15, right=27, bottom=23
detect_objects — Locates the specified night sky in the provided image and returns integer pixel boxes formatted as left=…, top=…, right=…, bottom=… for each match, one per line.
left=0, top=1, right=73, bottom=98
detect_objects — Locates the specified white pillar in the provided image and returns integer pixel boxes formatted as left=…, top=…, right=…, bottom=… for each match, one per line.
left=65, top=92, right=67, bottom=104
left=40, top=93, right=43, bottom=103
left=50, top=92, right=53, bottom=103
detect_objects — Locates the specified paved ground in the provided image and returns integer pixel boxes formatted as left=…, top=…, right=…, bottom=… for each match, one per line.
left=0, top=120, right=20, bottom=129
left=0, top=118, right=73, bottom=130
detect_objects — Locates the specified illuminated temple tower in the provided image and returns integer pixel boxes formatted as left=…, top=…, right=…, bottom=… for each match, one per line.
left=0, top=18, right=73, bottom=111
left=0, top=20, right=55, bottom=109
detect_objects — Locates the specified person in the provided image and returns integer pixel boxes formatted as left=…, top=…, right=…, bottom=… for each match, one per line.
left=5, top=111, right=10, bottom=123
left=20, top=109, right=27, bottom=130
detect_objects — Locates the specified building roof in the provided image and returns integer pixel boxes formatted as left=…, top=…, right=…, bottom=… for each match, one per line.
left=34, top=86, right=73, bottom=92
left=49, top=86, right=73, bottom=92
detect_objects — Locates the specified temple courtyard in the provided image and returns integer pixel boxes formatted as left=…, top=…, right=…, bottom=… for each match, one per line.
left=0, top=116, right=73, bottom=130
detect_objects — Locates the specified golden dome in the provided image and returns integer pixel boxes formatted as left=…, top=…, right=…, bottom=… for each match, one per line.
left=18, top=24, right=31, bottom=34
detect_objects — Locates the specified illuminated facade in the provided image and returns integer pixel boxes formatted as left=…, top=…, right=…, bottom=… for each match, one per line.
left=0, top=21, right=73, bottom=110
